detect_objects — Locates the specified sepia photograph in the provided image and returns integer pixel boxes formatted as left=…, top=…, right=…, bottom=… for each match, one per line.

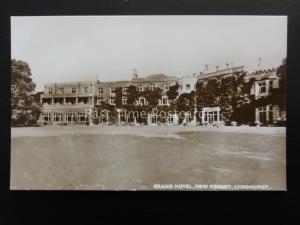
left=10, top=15, right=287, bottom=190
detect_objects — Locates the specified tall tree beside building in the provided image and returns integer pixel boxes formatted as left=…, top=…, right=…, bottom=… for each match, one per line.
left=175, top=91, right=196, bottom=124
left=196, top=79, right=220, bottom=109
left=274, top=58, right=286, bottom=109
left=218, top=74, right=246, bottom=122
left=11, top=59, right=41, bottom=126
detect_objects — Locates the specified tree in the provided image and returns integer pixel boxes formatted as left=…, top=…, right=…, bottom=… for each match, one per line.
left=196, top=79, right=220, bottom=109
left=218, top=74, right=246, bottom=122
left=115, top=87, right=123, bottom=108
left=196, top=72, right=249, bottom=124
left=166, top=83, right=180, bottom=100
left=11, top=59, right=41, bottom=126
left=175, top=91, right=196, bottom=124
left=127, top=85, right=139, bottom=105
left=143, top=87, right=162, bottom=107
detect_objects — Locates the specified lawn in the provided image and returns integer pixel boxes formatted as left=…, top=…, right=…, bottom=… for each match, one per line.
left=10, top=126, right=286, bottom=190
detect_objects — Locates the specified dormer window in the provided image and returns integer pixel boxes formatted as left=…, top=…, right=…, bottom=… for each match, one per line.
left=258, top=82, right=266, bottom=94
left=149, top=84, right=155, bottom=91
left=186, top=84, right=191, bottom=90
left=165, top=83, right=170, bottom=90
left=137, top=84, right=144, bottom=91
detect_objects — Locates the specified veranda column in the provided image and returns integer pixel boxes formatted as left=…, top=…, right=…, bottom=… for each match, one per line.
left=106, top=110, right=109, bottom=125
left=51, top=98, right=54, bottom=105
left=266, top=105, right=270, bottom=122
left=117, top=109, right=121, bottom=125
left=76, top=97, right=78, bottom=104
left=255, top=108, right=260, bottom=126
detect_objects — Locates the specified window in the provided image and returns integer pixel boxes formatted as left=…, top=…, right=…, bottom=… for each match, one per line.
left=58, top=88, right=64, bottom=93
left=150, top=114, right=157, bottom=124
left=269, top=80, right=273, bottom=89
left=78, top=112, right=86, bottom=122
left=259, top=106, right=267, bottom=124
left=161, top=96, right=169, bottom=105
left=165, top=83, right=170, bottom=90
left=186, top=84, right=191, bottom=90
left=122, top=96, right=128, bottom=105
left=97, top=97, right=103, bottom=105
left=84, top=87, right=89, bottom=93
left=180, top=84, right=183, bottom=90
left=138, top=97, right=146, bottom=105
left=122, top=87, right=128, bottom=94
left=110, top=87, right=116, bottom=95
left=109, top=98, right=115, bottom=105
left=47, top=88, right=53, bottom=94
left=53, top=113, right=63, bottom=122
left=258, top=82, right=266, bottom=94
left=137, top=84, right=144, bottom=91
left=43, top=113, right=51, bottom=122
left=98, top=88, right=103, bottom=94
left=149, top=84, right=155, bottom=91
left=72, top=88, right=77, bottom=94
left=65, top=112, right=76, bottom=123
left=168, top=114, right=173, bottom=124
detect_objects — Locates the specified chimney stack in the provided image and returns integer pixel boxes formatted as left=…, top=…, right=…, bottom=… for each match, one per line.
left=132, top=69, right=138, bottom=79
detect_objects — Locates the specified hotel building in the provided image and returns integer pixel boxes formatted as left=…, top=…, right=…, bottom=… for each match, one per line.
left=39, top=65, right=285, bottom=126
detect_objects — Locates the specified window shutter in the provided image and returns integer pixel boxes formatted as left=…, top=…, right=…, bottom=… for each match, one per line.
left=273, top=79, right=279, bottom=88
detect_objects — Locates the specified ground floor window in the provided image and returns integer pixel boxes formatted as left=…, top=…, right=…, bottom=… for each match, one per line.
left=65, top=112, right=76, bottom=123
left=202, top=107, right=222, bottom=125
left=43, top=113, right=51, bottom=122
left=149, top=114, right=157, bottom=124
left=53, top=113, right=63, bottom=122
left=167, top=114, right=173, bottom=124
left=258, top=105, right=273, bottom=124
left=78, top=112, right=87, bottom=122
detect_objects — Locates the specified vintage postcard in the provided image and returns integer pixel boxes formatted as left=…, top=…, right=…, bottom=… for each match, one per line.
left=10, top=16, right=286, bottom=190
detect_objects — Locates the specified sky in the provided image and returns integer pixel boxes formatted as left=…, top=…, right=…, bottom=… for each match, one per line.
left=11, top=16, right=287, bottom=91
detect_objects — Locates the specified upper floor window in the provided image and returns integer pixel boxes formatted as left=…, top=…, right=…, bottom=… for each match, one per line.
left=269, top=80, right=273, bottom=89
left=98, top=88, right=103, bottom=94
left=110, top=87, right=116, bottom=95
left=97, top=97, right=103, bottom=105
left=165, top=83, right=170, bottom=90
left=71, top=88, right=76, bottom=94
left=258, top=82, right=266, bottom=94
left=109, top=98, right=115, bottom=105
left=122, top=87, right=128, bottom=94
left=161, top=96, right=169, bottom=105
left=47, top=88, right=53, bottom=94
left=58, top=88, right=64, bottom=93
left=186, top=84, right=191, bottom=90
left=149, top=84, right=155, bottom=91
left=84, top=87, right=89, bottom=93
left=137, top=84, right=144, bottom=91
left=122, top=96, right=128, bottom=105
